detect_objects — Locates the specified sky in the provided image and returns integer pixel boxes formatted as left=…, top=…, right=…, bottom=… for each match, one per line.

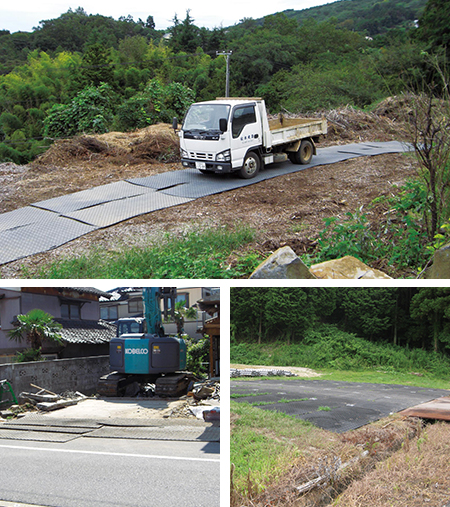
left=1, top=0, right=333, bottom=33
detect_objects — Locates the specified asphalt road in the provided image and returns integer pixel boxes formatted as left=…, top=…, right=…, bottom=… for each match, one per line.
left=0, top=436, right=220, bottom=507
left=231, top=378, right=449, bottom=433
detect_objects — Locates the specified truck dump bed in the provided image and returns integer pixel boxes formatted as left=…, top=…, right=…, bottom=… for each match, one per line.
left=268, top=117, right=327, bottom=147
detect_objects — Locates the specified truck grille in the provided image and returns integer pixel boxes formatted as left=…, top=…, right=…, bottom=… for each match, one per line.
left=188, top=151, right=214, bottom=161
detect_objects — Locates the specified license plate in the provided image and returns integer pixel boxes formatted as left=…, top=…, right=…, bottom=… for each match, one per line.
left=195, top=161, right=206, bottom=170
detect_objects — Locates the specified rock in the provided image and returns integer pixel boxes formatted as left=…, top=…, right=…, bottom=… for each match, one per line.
left=311, top=256, right=392, bottom=279
left=250, top=246, right=316, bottom=279
left=425, top=243, right=450, bottom=279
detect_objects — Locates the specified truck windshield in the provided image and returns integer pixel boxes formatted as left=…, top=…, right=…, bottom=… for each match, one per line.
left=183, top=104, right=230, bottom=132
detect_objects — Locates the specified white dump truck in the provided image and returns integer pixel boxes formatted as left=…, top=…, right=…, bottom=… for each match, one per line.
left=174, top=97, right=327, bottom=179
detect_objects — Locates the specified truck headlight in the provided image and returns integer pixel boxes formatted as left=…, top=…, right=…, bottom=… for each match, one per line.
left=181, top=149, right=188, bottom=158
left=216, top=149, right=231, bottom=162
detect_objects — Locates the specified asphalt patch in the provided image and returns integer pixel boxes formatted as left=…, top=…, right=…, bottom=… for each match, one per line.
left=231, top=378, right=449, bottom=433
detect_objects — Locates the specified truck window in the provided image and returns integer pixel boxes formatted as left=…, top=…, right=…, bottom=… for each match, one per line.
left=232, top=106, right=256, bottom=138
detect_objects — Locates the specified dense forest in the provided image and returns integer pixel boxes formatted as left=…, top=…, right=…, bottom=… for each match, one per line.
left=0, top=0, right=449, bottom=164
left=231, top=287, right=450, bottom=355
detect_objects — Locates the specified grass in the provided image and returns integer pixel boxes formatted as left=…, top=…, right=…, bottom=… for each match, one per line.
left=231, top=400, right=319, bottom=494
left=318, top=369, right=450, bottom=390
left=24, top=224, right=262, bottom=278
left=232, top=369, right=450, bottom=390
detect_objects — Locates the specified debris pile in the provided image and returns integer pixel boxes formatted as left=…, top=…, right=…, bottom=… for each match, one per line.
left=230, top=368, right=298, bottom=378
left=35, top=123, right=180, bottom=167
left=17, top=384, right=86, bottom=413
left=168, top=379, right=220, bottom=422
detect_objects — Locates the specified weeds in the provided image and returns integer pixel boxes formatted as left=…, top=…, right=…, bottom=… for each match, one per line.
left=312, top=177, right=432, bottom=273
left=230, top=324, right=450, bottom=385
left=26, top=224, right=261, bottom=278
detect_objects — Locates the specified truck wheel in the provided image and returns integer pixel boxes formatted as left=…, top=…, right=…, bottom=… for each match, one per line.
left=239, top=152, right=260, bottom=179
left=289, top=139, right=314, bottom=165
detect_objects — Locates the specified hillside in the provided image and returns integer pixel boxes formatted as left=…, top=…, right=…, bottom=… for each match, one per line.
left=281, top=0, right=427, bottom=35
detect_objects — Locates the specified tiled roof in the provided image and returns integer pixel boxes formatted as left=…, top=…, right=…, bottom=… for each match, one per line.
left=60, top=287, right=113, bottom=299
left=55, top=319, right=116, bottom=344
left=99, top=287, right=142, bottom=302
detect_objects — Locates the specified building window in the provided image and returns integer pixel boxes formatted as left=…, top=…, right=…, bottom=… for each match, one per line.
left=128, top=298, right=143, bottom=314
left=101, top=306, right=118, bottom=320
left=175, top=293, right=189, bottom=307
left=61, top=302, right=81, bottom=319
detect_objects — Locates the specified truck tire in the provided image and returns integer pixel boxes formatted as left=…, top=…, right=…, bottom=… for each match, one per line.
left=289, top=139, right=314, bottom=165
left=239, top=151, right=260, bottom=179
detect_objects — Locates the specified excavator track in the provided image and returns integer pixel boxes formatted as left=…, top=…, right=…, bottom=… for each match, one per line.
left=155, top=373, right=195, bottom=397
left=97, top=372, right=131, bottom=397
left=98, top=372, right=195, bottom=397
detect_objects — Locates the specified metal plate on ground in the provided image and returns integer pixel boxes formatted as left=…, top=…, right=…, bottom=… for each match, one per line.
left=0, top=206, right=56, bottom=234
left=231, top=378, right=449, bottom=433
left=399, top=396, right=450, bottom=420
left=0, top=424, right=94, bottom=434
left=85, top=425, right=220, bottom=442
left=0, top=215, right=96, bottom=265
left=33, top=181, right=156, bottom=214
left=10, top=414, right=103, bottom=429
left=0, top=428, right=85, bottom=443
left=128, top=171, right=194, bottom=190
left=62, top=192, right=194, bottom=228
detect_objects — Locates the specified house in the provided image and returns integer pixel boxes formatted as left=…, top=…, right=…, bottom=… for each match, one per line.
left=99, top=287, right=219, bottom=339
left=0, top=287, right=115, bottom=362
left=197, top=289, right=220, bottom=377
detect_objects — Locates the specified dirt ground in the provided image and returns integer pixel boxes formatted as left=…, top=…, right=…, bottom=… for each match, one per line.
left=230, top=364, right=322, bottom=377
left=0, top=103, right=417, bottom=278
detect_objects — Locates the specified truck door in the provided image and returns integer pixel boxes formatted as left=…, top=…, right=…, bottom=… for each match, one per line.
left=230, top=105, right=261, bottom=168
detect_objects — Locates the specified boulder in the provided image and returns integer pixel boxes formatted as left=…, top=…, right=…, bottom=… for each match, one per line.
left=425, top=243, right=450, bottom=279
left=311, top=256, right=392, bottom=279
left=250, top=246, right=316, bottom=279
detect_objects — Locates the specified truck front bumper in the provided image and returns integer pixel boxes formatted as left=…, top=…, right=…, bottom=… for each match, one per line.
left=181, top=158, right=233, bottom=174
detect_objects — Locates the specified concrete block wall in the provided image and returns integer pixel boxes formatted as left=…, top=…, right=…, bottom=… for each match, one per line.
left=0, top=355, right=110, bottom=396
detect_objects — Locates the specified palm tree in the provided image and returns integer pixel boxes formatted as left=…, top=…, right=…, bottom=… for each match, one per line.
left=173, top=301, right=197, bottom=335
left=8, top=309, right=63, bottom=356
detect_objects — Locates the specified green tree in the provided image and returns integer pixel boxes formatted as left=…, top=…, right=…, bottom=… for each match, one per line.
left=230, top=287, right=269, bottom=343
left=169, top=11, right=201, bottom=53
left=44, top=83, right=116, bottom=137
left=410, top=287, right=450, bottom=352
left=340, top=288, right=397, bottom=341
left=8, top=309, right=63, bottom=359
left=415, top=0, right=450, bottom=60
left=173, top=300, right=197, bottom=336
left=81, top=43, right=114, bottom=86
left=265, top=288, right=312, bottom=344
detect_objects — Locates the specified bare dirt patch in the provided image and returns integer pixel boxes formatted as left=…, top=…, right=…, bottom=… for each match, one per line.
left=230, top=364, right=322, bottom=378
left=0, top=103, right=417, bottom=278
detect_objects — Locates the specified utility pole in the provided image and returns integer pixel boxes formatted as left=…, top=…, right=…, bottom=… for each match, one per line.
left=216, top=51, right=232, bottom=97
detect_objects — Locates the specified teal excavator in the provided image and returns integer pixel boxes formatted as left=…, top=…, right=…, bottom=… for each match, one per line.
left=98, top=287, right=191, bottom=397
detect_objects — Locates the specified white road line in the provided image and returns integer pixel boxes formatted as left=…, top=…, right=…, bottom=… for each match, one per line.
left=0, top=444, right=219, bottom=463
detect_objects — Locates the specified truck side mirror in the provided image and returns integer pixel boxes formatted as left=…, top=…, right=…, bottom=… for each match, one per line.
left=172, top=117, right=178, bottom=131
left=219, top=118, right=227, bottom=133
